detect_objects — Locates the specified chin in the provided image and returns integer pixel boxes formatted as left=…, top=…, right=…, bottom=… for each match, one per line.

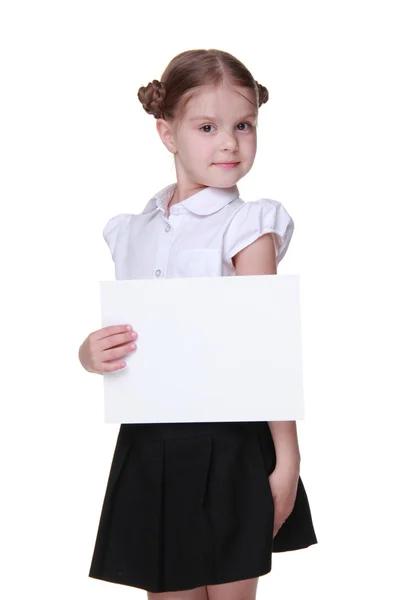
left=195, top=167, right=246, bottom=188
left=215, top=168, right=247, bottom=184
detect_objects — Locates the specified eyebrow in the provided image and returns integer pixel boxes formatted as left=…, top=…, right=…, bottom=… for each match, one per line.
left=188, top=113, right=258, bottom=122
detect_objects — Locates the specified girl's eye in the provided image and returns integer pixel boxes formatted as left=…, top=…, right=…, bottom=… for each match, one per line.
left=237, top=122, right=252, bottom=131
left=199, top=122, right=253, bottom=133
left=200, top=124, right=216, bottom=133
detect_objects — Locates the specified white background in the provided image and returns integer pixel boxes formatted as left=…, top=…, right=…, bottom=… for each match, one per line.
left=1, top=1, right=399, bottom=598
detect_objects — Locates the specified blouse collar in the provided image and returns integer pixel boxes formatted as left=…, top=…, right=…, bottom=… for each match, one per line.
left=142, top=182, right=240, bottom=216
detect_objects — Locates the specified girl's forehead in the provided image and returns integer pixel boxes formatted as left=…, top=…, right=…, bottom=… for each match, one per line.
left=184, top=85, right=256, bottom=118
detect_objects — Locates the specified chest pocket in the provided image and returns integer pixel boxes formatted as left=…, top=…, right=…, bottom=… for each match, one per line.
left=173, top=248, right=222, bottom=278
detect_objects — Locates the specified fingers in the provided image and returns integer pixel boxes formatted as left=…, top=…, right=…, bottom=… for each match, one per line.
left=101, top=338, right=137, bottom=371
left=88, top=325, right=139, bottom=373
left=90, top=345, right=135, bottom=373
left=100, top=358, right=129, bottom=372
left=97, top=329, right=138, bottom=352
left=91, top=324, right=136, bottom=341
left=102, top=341, right=137, bottom=364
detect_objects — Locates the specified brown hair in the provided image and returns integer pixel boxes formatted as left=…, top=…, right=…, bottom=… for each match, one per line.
left=137, top=49, right=269, bottom=122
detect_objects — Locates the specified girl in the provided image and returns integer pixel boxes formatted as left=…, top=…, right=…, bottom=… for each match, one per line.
left=79, top=49, right=318, bottom=599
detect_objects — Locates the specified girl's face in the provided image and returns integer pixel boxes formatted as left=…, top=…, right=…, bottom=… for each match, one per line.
left=157, top=83, right=258, bottom=192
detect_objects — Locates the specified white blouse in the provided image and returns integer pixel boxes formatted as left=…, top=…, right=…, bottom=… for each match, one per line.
left=103, top=182, right=294, bottom=280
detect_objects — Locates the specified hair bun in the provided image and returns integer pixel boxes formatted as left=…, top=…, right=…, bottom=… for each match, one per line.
left=255, top=81, right=269, bottom=106
left=137, top=79, right=166, bottom=119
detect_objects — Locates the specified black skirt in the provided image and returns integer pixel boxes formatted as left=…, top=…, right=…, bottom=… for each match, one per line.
left=88, top=421, right=317, bottom=594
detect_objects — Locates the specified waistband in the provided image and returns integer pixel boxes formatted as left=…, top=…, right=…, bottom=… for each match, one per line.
left=119, top=420, right=268, bottom=441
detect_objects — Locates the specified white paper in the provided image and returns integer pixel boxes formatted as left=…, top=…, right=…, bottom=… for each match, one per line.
left=99, top=275, right=304, bottom=423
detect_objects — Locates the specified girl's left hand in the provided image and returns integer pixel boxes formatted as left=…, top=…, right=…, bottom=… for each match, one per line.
left=269, top=461, right=300, bottom=538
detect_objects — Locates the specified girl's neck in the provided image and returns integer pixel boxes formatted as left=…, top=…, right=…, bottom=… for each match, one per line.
left=169, top=189, right=178, bottom=207
left=165, top=190, right=175, bottom=218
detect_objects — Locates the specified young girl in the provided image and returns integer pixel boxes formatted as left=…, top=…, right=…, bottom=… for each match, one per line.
left=80, top=49, right=318, bottom=599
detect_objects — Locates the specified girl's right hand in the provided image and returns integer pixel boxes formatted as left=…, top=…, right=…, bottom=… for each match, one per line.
left=78, top=325, right=138, bottom=374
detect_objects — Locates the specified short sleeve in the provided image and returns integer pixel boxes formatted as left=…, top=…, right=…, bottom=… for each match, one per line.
left=224, top=199, right=295, bottom=264
left=103, top=213, right=132, bottom=260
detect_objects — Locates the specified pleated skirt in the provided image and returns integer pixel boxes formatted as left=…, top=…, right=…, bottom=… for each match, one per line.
left=88, top=421, right=317, bottom=593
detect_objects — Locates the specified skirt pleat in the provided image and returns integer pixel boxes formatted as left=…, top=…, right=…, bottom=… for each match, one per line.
left=88, top=421, right=317, bottom=593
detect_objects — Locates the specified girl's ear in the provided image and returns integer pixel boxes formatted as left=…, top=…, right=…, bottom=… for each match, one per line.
left=156, top=119, right=177, bottom=155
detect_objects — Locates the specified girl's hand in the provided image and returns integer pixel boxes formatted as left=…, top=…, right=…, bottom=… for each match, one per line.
left=78, top=325, right=138, bottom=374
left=269, top=460, right=300, bottom=538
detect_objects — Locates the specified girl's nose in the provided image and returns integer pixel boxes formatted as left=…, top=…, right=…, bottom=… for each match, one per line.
left=220, top=132, right=239, bottom=151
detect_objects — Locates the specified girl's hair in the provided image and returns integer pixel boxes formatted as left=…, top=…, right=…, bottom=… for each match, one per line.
left=137, top=49, right=269, bottom=122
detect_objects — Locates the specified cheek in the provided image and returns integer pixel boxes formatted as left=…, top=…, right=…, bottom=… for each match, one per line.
left=244, top=135, right=257, bottom=158
left=188, top=140, right=210, bottom=162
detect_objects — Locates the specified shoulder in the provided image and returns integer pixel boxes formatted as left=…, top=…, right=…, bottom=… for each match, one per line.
left=224, top=197, right=295, bottom=265
left=231, top=197, right=293, bottom=222
left=103, top=213, right=133, bottom=258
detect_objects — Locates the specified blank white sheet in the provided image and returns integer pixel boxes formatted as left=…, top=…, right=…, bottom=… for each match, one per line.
left=99, top=274, right=304, bottom=423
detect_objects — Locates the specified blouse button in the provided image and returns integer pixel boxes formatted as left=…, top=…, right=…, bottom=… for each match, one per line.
left=165, top=224, right=171, bottom=232
left=155, top=269, right=162, bottom=277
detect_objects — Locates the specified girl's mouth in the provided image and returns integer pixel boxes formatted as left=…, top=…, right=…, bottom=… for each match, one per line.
left=213, top=162, right=240, bottom=169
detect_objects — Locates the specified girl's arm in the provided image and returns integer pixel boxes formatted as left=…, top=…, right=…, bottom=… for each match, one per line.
left=233, top=233, right=301, bottom=469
